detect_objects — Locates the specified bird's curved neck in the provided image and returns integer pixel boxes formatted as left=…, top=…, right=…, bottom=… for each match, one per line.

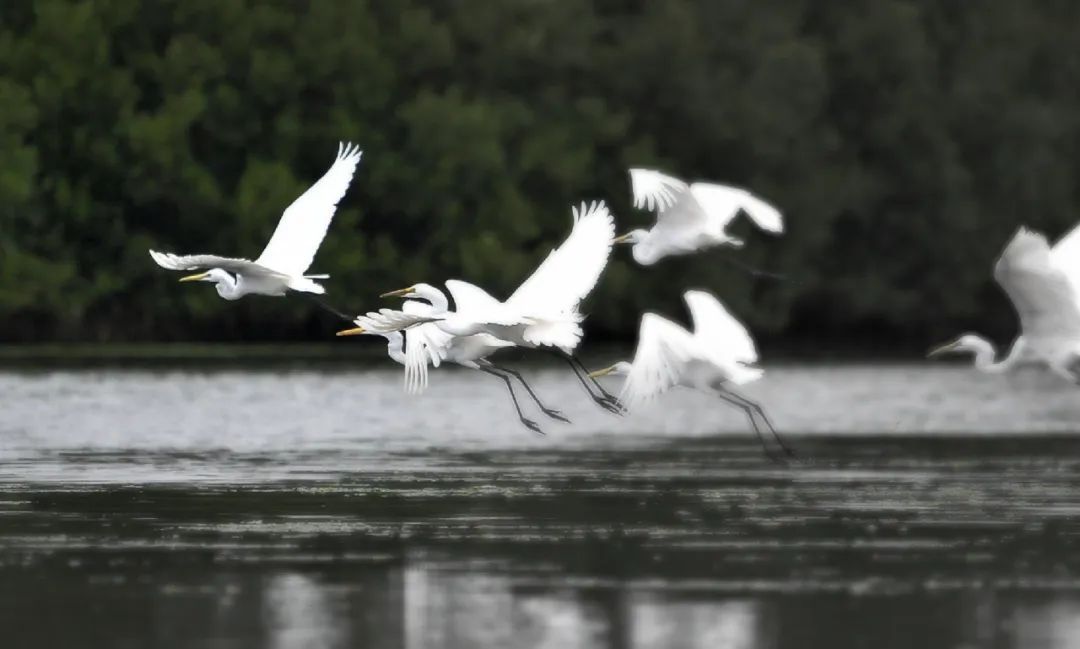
left=384, top=332, right=405, bottom=365
left=415, top=286, right=450, bottom=313
left=214, top=274, right=242, bottom=300
left=969, top=336, right=1012, bottom=373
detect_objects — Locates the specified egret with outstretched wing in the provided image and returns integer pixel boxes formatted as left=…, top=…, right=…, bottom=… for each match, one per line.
left=615, top=169, right=783, bottom=267
left=150, top=142, right=362, bottom=300
left=930, top=225, right=1080, bottom=382
left=588, top=290, right=792, bottom=459
left=338, top=284, right=567, bottom=435
left=379, top=200, right=623, bottom=414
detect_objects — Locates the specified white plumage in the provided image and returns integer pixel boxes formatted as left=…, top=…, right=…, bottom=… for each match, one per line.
left=931, top=224, right=1080, bottom=381
left=589, top=290, right=790, bottom=458
left=614, top=290, right=763, bottom=410
left=339, top=283, right=565, bottom=433
left=149, top=142, right=362, bottom=299
left=618, top=168, right=783, bottom=266
left=371, top=200, right=621, bottom=419
left=397, top=200, right=616, bottom=354
left=345, top=309, right=441, bottom=336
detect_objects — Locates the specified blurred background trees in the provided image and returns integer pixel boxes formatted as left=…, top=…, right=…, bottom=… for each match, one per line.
left=1, top=0, right=1078, bottom=351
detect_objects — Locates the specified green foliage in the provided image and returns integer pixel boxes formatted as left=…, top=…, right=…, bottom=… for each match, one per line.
left=1, top=0, right=1078, bottom=349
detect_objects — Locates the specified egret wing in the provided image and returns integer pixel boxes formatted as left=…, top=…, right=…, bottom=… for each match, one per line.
left=403, top=325, right=437, bottom=394
left=688, top=183, right=784, bottom=235
left=683, top=290, right=758, bottom=366
left=402, top=301, right=452, bottom=368
left=993, top=227, right=1080, bottom=343
left=148, top=250, right=279, bottom=276
left=255, top=142, right=362, bottom=276
left=630, top=169, right=714, bottom=252
left=630, top=169, right=689, bottom=213
left=507, top=201, right=615, bottom=317
left=1050, top=221, right=1080, bottom=297
left=353, top=308, right=439, bottom=334
left=445, top=279, right=521, bottom=326
left=620, top=313, right=699, bottom=410
left=400, top=300, right=455, bottom=394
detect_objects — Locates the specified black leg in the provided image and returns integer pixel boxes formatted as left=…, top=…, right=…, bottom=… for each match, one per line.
left=543, top=350, right=622, bottom=414
left=303, top=294, right=355, bottom=323
left=714, top=389, right=791, bottom=463
left=717, top=254, right=788, bottom=282
left=724, top=389, right=795, bottom=458
left=487, top=363, right=571, bottom=423
left=479, top=366, right=544, bottom=435
left=568, top=354, right=625, bottom=409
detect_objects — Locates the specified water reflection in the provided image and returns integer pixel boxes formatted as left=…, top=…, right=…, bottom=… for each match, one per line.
left=629, top=596, right=768, bottom=649
left=264, top=574, right=345, bottom=649
left=12, top=553, right=1080, bottom=648
left=1003, top=596, right=1080, bottom=649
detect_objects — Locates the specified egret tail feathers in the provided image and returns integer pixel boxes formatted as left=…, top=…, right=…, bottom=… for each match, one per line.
left=287, top=277, right=326, bottom=294
left=523, top=318, right=583, bottom=353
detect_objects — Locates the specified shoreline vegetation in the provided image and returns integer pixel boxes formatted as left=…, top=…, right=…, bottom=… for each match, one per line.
left=2, top=2, right=1074, bottom=347
left=0, top=341, right=939, bottom=367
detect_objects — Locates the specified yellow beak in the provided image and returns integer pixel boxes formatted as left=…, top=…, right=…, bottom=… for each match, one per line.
left=380, top=286, right=414, bottom=298
left=179, top=272, right=209, bottom=283
left=336, top=326, right=366, bottom=337
left=588, top=365, right=617, bottom=379
left=927, top=342, right=957, bottom=358
left=613, top=233, right=633, bottom=244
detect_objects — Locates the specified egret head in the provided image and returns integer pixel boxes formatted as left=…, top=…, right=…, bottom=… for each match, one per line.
left=614, top=230, right=664, bottom=265
left=928, top=334, right=983, bottom=358
left=588, top=361, right=633, bottom=379
left=381, top=283, right=437, bottom=300
left=380, top=283, right=448, bottom=312
left=613, top=230, right=648, bottom=246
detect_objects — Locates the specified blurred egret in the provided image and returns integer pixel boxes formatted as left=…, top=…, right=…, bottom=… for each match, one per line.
left=150, top=142, right=363, bottom=300
left=381, top=200, right=623, bottom=413
left=616, top=169, right=783, bottom=271
left=334, top=308, right=437, bottom=369
left=930, top=225, right=1080, bottom=382
left=589, top=290, right=792, bottom=459
left=361, top=283, right=569, bottom=434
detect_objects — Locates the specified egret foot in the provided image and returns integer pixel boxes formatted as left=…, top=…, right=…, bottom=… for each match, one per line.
left=542, top=409, right=571, bottom=423
left=521, top=418, right=545, bottom=436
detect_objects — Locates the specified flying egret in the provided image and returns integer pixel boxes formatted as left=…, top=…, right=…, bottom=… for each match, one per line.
left=149, top=142, right=363, bottom=302
left=930, top=225, right=1080, bottom=382
left=350, top=283, right=570, bottom=434
left=381, top=200, right=623, bottom=413
left=333, top=309, right=435, bottom=371
left=588, top=290, right=793, bottom=459
left=615, top=169, right=784, bottom=273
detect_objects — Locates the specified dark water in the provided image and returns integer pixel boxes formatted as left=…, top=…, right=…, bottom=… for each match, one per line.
left=4, top=365, right=1080, bottom=648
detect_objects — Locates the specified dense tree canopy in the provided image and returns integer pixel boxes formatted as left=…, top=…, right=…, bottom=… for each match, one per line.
left=1, top=0, right=1079, bottom=352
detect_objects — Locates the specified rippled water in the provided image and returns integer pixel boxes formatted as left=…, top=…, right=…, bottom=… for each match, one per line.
left=3, top=363, right=1080, bottom=648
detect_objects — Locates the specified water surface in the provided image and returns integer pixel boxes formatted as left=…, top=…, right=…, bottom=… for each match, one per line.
left=3, top=364, right=1080, bottom=648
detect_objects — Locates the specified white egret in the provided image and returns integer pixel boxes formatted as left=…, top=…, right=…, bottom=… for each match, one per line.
left=357, top=283, right=570, bottom=434
left=381, top=200, right=623, bottom=413
left=334, top=308, right=438, bottom=369
left=615, top=169, right=784, bottom=271
left=589, top=290, right=792, bottom=459
left=930, top=225, right=1080, bottom=382
left=149, top=142, right=363, bottom=301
